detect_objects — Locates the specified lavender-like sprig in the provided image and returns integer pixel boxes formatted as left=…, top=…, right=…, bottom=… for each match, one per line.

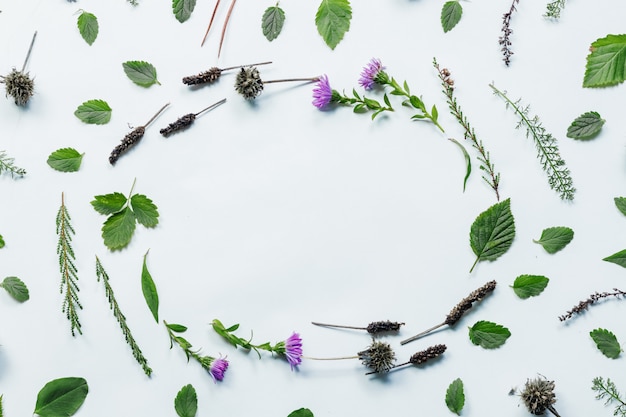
left=559, top=289, right=626, bottom=322
left=499, top=0, right=520, bottom=66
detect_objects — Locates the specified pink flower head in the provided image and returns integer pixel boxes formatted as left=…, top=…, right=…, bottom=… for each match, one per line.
left=312, top=75, right=333, bottom=109
left=358, top=58, right=385, bottom=90
left=284, top=332, right=303, bottom=370
left=209, top=356, right=229, bottom=381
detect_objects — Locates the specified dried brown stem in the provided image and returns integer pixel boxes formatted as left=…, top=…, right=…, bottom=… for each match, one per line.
left=201, top=0, right=221, bottom=47
left=218, top=0, right=237, bottom=58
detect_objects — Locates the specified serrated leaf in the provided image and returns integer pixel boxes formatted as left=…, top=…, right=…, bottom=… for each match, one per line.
left=47, top=148, right=84, bottom=173
left=533, top=226, right=574, bottom=254
left=511, top=275, right=549, bottom=299
left=615, top=197, right=626, bottom=216
left=441, top=1, right=462, bottom=33
left=131, top=194, right=159, bottom=228
left=449, top=138, right=471, bottom=192
left=1, top=276, right=29, bottom=302
left=590, top=328, right=621, bottom=359
left=167, top=323, right=188, bottom=333
left=175, top=384, right=197, bottom=417
left=74, top=99, right=112, bottom=125
left=172, top=0, right=196, bottom=23
left=315, top=0, right=352, bottom=50
left=141, top=251, right=159, bottom=323
left=566, top=111, right=605, bottom=139
left=445, top=378, right=465, bottom=415
left=583, top=34, right=626, bottom=88
left=0, top=234, right=4, bottom=249
left=122, top=61, right=160, bottom=87
left=34, top=377, right=88, bottom=417
left=77, top=11, right=98, bottom=45
left=91, top=193, right=127, bottom=215
left=102, top=207, right=136, bottom=250
left=288, top=408, right=314, bottom=417
left=262, top=5, right=285, bottom=41
left=603, top=249, right=626, bottom=268
left=468, top=321, right=511, bottom=349
left=469, top=198, right=515, bottom=272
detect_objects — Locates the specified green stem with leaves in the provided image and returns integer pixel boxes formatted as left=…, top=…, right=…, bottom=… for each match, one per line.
left=544, top=0, right=566, bottom=18
left=593, top=377, right=626, bottom=416
left=164, top=321, right=222, bottom=375
left=331, top=89, right=394, bottom=120
left=211, top=319, right=284, bottom=358
left=0, top=150, right=26, bottom=178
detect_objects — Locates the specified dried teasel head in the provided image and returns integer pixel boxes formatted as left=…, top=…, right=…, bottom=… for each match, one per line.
left=235, top=66, right=264, bottom=100
left=357, top=340, right=396, bottom=374
left=520, top=376, right=561, bottom=416
left=366, top=344, right=447, bottom=375
left=2, top=32, right=37, bottom=107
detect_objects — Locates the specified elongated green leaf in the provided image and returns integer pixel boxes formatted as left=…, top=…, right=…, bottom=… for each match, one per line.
left=172, top=0, right=196, bottom=23
left=533, top=226, right=574, bottom=254
left=567, top=111, right=605, bottom=139
left=47, top=148, right=84, bottom=173
left=166, top=323, right=188, bottom=333
left=469, top=198, right=515, bottom=272
left=77, top=11, right=98, bottom=45
left=441, top=1, right=462, bottom=33
left=34, top=377, right=88, bottom=417
left=590, top=328, right=621, bottom=359
left=614, top=197, right=626, bottom=216
left=288, top=409, right=314, bottom=417
left=131, top=194, right=159, bottom=228
left=445, top=378, right=465, bottom=415
left=468, top=321, right=510, bottom=349
left=511, top=275, right=549, bottom=299
left=603, top=249, right=626, bottom=268
left=262, top=5, right=285, bottom=41
left=175, top=384, right=197, bottom=417
left=91, top=193, right=127, bottom=215
left=449, top=138, right=471, bottom=192
left=141, top=251, right=159, bottom=323
left=315, top=0, right=352, bottom=50
left=102, top=207, right=136, bottom=250
left=584, top=34, right=626, bottom=88
left=74, top=99, right=112, bottom=125
left=122, top=61, right=160, bottom=87
left=1, top=276, right=29, bottom=302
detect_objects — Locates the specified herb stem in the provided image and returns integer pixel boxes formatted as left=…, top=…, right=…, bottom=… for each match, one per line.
left=386, top=77, right=444, bottom=132
left=311, top=322, right=367, bottom=331
left=218, top=0, right=236, bottom=58
left=143, top=103, right=170, bottom=128
left=21, top=31, right=37, bottom=72
left=400, top=322, right=445, bottom=345
left=263, top=77, right=319, bottom=84
left=195, top=98, right=227, bottom=116
left=547, top=405, right=562, bottom=417
left=201, top=0, right=221, bottom=47
left=304, top=355, right=359, bottom=360
left=221, top=61, right=272, bottom=72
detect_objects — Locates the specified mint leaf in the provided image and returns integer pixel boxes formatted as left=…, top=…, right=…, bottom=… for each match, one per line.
left=175, top=384, right=197, bottom=417
left=34, top=377, right=88, bottom=417
left=603, top=249, right=626, bottom=268
left=74, top=99, right=112, bottom=125
left=91, top=192, right=127, bottom=215
left=1, top=276, right=29, bottom=302
left=567, top=111, right=605, bottom=139
left=468, top=321, right=511, bottom=349
left=315, top=0, right=352, bottom=50
left=122, top=61, right=160, bottom=87
left=614, top=197, right=626, bottom=216
left=445, top=378, right=465, bottom=415
left=0, top=234, right=5, bottom=248
left=441, top=1, right=462, bottom=33
left=130, top=194, right=159, bottom=228
left=533, top=226, right=574, bottom=254
left=47, top=148, right=84, bottom=173
left=288, top=409, right=314, bottom=417
left=166, top=323, right=188, bottom=332
left=77, top=11, right=98, bottom=45
left=172, top=0, right=196, bottom=23
left=584, top=34, right=626, bottom=88
left=590, top=328, right=621, bottom=359
left=469, top=198, right=515, bottom=272
left=141, top=251, right=159, bottom=323
left=262, top=4, right=285, bottom=41
left=102, top=207, right=136, bottom=250
left=511, top=275, right=549, bottom=299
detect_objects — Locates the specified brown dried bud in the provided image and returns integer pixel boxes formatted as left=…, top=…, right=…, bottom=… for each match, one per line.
left=2, top=69, right=34, bottom=106
left=182, top=67, right=222, bottom=86
left=357, top=340, right=396, bottom=373
left=109, top=127, right=145, bottom=165
left=160, top=113, right=196, bottom=137
left=520, top=376, right=559, bottom=416
left=366, top=321, right=405, bottom=334
left=445, top=280, right=497, bottom=326
left=409, top=344, right=447, bottom=365
left=235, top=67, right=264, bottom=100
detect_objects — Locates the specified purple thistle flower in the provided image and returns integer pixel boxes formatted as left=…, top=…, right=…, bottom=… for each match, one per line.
left=209, top=356, right=229, bottom=381
left=312, top=74, right=333, bottom=109
left=284, top=332, right=303, bottom=370
left=358, top=58, right=385, bottom=90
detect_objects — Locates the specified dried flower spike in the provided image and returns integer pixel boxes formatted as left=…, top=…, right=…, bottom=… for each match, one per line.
left=559, top=288, right=626, bottom=322
left=311, top=320, right=405, bottom=335
left=182, top=61, right=272, bottom=86
left=401, top=280, right=497, bottom=345
left=109, top=103, right=170, bottom=165
left=235, top=66, right=319, bottom=100
left=366, top=344, right=446, bottom=375
left=499, top=0, right=520, bottom=66
left=520, top=376, right=562, bottom=416
left=159, top=98, right=226, bottom=137
left=1, top=31, right=37, bottom=106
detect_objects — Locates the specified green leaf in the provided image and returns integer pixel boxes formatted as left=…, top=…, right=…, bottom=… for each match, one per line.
left=91, top=192, right=127, bottom=215
left=288, top=408, right=314, bottom=417
left=469, top=198, right=515, bottom=272
left=141, top=251, right=159, bottom=323
left=614, top=197, right=626, bottom=216
left=511, top=275, right=549, bottom=299
left=445, top=378, right=465, bottom=415
left=0, top=234, right=4, bottom=248
left=47, top=148, right=84, bottom=173
left=167, top=323, right=188, bottom=332
left=175, top=384, right=197, bottom=417
left=0, top=276, right=29, bottom=302
left=603, top=249, right=626, bottom=268
left=533, top=226, right=574, bottom=254
left=566, top=111, right=605, bottom=139
left=122, top=61, right=160, bottom=87
left=590, top=328, right=622, bottom=359
left=262, top=5, right=285, bottom=41
left=131, top=194, right=159, bottom=228
left=449, top=138, right=471, bottom=192
left=172, top=0, right=196, bottom=23
left=468, top=321, right=511, bottom=349
left=102, top=207, right=136, bottom=250
left=441, top=1, right=462, bottom=33
left=34, top=377, right=88, bottom=417
left=77, top=11, right=98, bottom=45
left=74, top=99, right=112, bottom=125
left=315, top=0, right=352, bottom=50
left=583, top=34, right=626, bottom=88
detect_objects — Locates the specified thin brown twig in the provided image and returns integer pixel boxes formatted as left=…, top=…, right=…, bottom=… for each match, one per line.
left=218, top=0, right=237, bottom=58
left=201, top=0, right=221, bottom=47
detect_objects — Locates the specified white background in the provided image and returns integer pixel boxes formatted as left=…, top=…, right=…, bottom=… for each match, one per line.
left=1, top=0, right=626, bottom=416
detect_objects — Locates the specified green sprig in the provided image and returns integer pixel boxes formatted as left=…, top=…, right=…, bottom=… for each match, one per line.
left=330, top=88, right=394, bottom=120
left=211, top=319, right=287, bottom=358
left=544, top=0, right=566, bottom=18
left=164, top=321, right=224, bottom=379
left=592, top=377, right=626, bottom=417
left=0, top=150, right=26, bottom=178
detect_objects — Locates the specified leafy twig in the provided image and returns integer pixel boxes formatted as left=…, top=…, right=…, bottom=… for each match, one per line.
left=559, top=289, right=626, bottom=322
left=56, top=193, right=82, bottom=336
left=499, top=0, right=520, bottom=66
left=0, top=150, right=26, bottom=178
left=592, top=377, right=626, bottom=417
left=544, top=0, right=566, bottom=18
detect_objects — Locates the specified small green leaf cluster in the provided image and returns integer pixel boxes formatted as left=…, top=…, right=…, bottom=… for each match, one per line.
left=0, top=150, right=26, bottom=178
left=34, top=377, right=88, bottom=417
left=315, top=0, right=351, bottom=50
left=74, top=99, right=112, bottom=124
left=592, top=377, right=626, bottom=417
left=211, top=319, right=280, bottom=357
left=334, top=89, right=394, bottom=120
left=122, top=61, right=160, bottom=87
left=567, top=111, right=605, bottom=139
left=590, top=329, right=622, bottom=359
left=544, top=0, right=566, bottom=19
left=77, top=10, right=98, bottom=45
left=468, top=320, right=511, bottom=349
left=47, top=148, right=84, bottom=172
left=441, top=1, right=462, bottom=33
left=533, top=226, right=574, bottom=254
left=175, top=384, right=197, bottom=417
left=0, top=276, right=29, bottom=302
left=445, top=378, right=465, bottom=415
left=469, top=198, right=515, bottom=272
left=262, top=4, right=285, bottom=41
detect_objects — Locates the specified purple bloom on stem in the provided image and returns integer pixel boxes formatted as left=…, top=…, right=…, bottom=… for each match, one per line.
left=358, top=58, right=385, bottom=90
left=209, top=356, right=229, bottom=381
left=284, top=332, right=303, bottom=370
left=312, top=74, right=333, bottom=109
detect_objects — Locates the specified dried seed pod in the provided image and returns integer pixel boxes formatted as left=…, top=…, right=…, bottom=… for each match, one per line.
left=365, top=344, right=447, bottom=375
left=311, top=320, right=405, bottom=335
left=182, top=61, right=272, bottom=86
left=520, top=376, right=561, bottom=417
left=109, top=103, right=170, bottom=165
left=1, top=32, right=37, bottom=106
left=234, top=66, right=320, bottom=100
left=159, top=98, right=226, bottom=137
left=357, top=340, right=396, bottom=374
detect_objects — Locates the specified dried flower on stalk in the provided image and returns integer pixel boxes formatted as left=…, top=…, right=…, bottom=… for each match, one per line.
left=235, top=66, right=319, bottom=100
left=366, top=344, right=446, bottom=375
left=401, top=280, right=497, bottom=345
left=159, top=98, right=226, bottom=137
left=1, top=31, right=37, bottom=106
left=519, top=376, right=562, bottom=416
left=499, top=0, right=520, bottom=66
left=109, top=103, right=170, bottom=165
left=307, top=339, right=397, bottom=374
left=559, top=288, right=626, bottom=322
left=311, top=320, right=405, bottom=335
left=182, top=61, right=271, bottom=86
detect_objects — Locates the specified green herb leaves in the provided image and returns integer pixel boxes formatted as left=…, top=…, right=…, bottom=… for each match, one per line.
left=172, top=0, right=196, bottom=23
left=262, top=4, right=285, bottom=41
left=288, top=409, right=314, bottom=417
left=469, top=198, right=515, bottom=272
left=141, top=251, right=159, bottom=323
left=615, top=197, right=626, bottom=216
left=445, top=378, right=465, bottom=415
left=315, top=0, right=352, bottom=50
left=122, top=61, right=160, bottom=87
left=592, top=377, right=626, bottom=417
left=47, top=148, right=84, bottom=172
left=511, top=275, right=549, bottom=299
left=34, top=377, right=88, bottom=417
left=175, top=384, right=198, bottom=417
left=77, top=11, right=98, bottom=45
left=567, top=111, right=605, bottom=139
left=584, top=34, right=626, bottom=88
left=603, top=249, right=626, bottom=269
left=0, top=276, right=29, bottom=302
left=74, top=99, right=112, bottom=125
left=468, top=321, right=511, bottom=349
left=533, top=226, right=574, bottom=254
left=441, top=1, right=462, bottom=33
left=590, top=328, right=621, bottom=359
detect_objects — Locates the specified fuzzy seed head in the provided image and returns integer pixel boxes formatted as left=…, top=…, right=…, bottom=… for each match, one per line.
left=366, top=321, right=405, bottom=334
left=235, top=67, right=264, bottom=100
left=357, top=340, right=396, bottom=373
left=2, top=69, right=34, bottom=106
left=520, top=376, right=557, bottom=415
left=409, top=344, right=447, bottom=365
left=182, top=67, right=222, bottom=86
